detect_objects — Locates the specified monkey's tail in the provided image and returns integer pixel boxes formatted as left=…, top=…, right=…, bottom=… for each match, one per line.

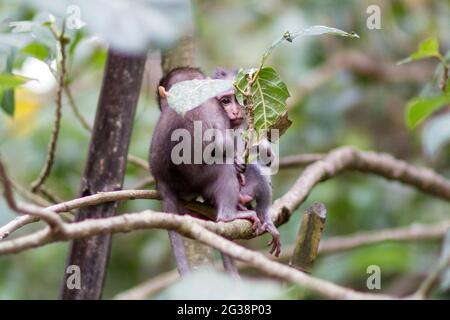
left=221, top=253, right=241, bottom=280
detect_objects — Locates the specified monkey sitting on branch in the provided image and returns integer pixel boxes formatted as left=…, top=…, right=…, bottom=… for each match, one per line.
left=150, top=67, right=263, bottom=276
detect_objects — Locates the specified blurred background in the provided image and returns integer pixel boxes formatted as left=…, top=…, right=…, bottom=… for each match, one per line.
left=0, top=0, right=449, bottom=299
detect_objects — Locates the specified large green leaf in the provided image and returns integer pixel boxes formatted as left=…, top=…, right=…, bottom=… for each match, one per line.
left=406, top=94, right=450, bottom=128
left=398, top=37, right=442, bottom=65
left=167, top=79, right=233, bottom=115
left=235, top=67, right=290, bottom=137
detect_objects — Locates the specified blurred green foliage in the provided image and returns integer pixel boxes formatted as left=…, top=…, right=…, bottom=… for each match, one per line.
left=0, top=0, right=450, bottom=299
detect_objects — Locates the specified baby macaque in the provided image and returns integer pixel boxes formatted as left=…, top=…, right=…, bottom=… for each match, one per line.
left=212, top=67, right=281, bottom=256
left=150, top=67, right=260, bottom=275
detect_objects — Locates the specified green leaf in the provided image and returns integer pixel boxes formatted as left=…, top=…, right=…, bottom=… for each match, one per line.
left=69, top=30, right=83, bottom=58
left=167, top=79, right=234, bottom=115
left=0, top=50, right=16, bottom=116
left=21, top=42, right=50, bottom=61
left=0, top=89, right=14, bottom=116
left=260, top=26, right=358, bottom=68
left=0, top=74, right=33, bottom=89
left=398, top=37, right=441, bottom=64
left=406, top=95, right=450, bottom=128
left=292, top=26, right=359, bottom=38
left=235, top=67, right=290, bottom=137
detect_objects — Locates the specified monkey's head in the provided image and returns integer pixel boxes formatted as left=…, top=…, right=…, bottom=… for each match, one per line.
left=157, top=67, right=205, bottom=109
left=212, top=67, right=244, bottom=126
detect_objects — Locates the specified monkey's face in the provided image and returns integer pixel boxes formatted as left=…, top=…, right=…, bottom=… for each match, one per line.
left=217, top=93, right=244, bottom=126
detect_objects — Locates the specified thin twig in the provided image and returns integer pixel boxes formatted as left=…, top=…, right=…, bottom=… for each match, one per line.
left=0, top=189, right=159, bottom=239
left=64, top=85, right=92, bottom=131
left=127, top=155, right=150, bottom=171
left=0, top=158, right=65, bottom=237
left=31, top=23, right=67, bottom=193
left=9, top=179, right=51, bottom=207
left=38, top=185, right=65, bottom=204
left=129, top=175, right=155, bottom=189
left=410, top=230, right=450, bottom=299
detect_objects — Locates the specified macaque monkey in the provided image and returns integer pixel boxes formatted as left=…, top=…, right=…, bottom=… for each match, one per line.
left=150, top=67, right=260, bottom=275
left=212, top=67, right=281, bottom=256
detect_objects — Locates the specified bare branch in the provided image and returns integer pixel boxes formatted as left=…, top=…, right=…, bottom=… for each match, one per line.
left=0, top=158, right=65, bottom=238
left=319, top=221, right=450, bottom=255
left=9, top=180, right=51, bottom=207
left=0, top=210, right=394, bottom=299
left=129, top=175, right=155, bottom=189
left=116, top=219, right=450, bottom=299
left=271, top=147, right=450, bottom=227
left=0, top=189, right=159, bottom=240
left=127, top=155, right=150, bottom=171
left=114, top=270, right=179, bottom=300
left=64, top=85, right=92, bottom=132
left=4, top=146, right=450, bottom=242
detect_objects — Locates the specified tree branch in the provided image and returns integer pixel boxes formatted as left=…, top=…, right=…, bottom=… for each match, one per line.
left=114, top=218, right=450, bottom=300
left=0, top=158, right=65, bottom=237
left=0, top=209, right=395, bottom=299
left=271, top=146, right=450, bottom=227
left=4, top=146, right=450, bottom=241
left=319, top=221, right=450, bottom=255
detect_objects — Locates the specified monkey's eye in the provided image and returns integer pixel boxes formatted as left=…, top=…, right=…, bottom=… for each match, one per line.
left=220, top=97, right=231, bottom=105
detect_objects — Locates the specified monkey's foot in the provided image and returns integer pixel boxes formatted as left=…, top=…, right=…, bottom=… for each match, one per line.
left=217, top=210, right=261, bottom=232
left=257, top=222, right=281, bottom=257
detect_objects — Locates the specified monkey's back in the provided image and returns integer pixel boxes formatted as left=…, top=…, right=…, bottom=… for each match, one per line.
left=150, top=99, right=235, bottom=199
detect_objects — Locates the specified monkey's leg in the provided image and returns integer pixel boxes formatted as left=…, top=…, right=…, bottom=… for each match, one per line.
left=254, top=184, right=281, bottom=257
left=158, top=183, right=191, bottom=276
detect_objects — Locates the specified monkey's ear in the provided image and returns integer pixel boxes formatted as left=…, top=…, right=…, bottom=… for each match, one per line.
left=158, top=86, right=169, bottom=98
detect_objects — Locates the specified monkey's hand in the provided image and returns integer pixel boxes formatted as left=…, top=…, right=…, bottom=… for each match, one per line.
left=257, top=221, right=281, bottom=257
left=234, top=155, right=247, bottom=174
left=237, top=172, right=246, bottom=187
left=217, top=210, right=261, bottom=232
